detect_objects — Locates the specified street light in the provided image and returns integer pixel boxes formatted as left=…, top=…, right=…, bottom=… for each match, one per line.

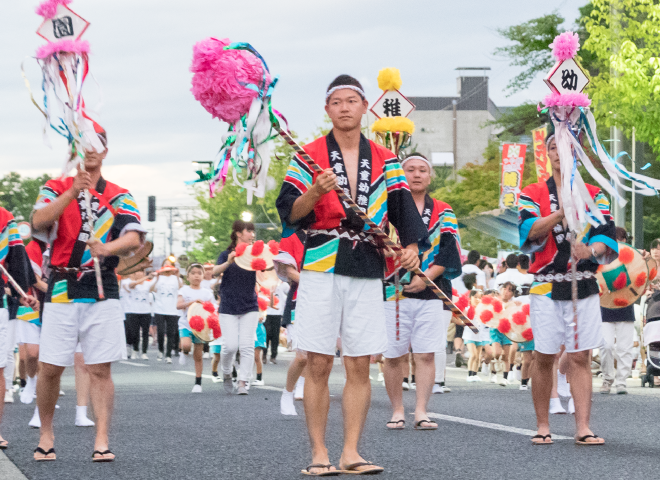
left=241, top=211, right=253, bottom=222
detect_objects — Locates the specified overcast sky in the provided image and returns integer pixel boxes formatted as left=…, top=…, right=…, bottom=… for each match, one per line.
left=0, top=0, right=580, bottom=254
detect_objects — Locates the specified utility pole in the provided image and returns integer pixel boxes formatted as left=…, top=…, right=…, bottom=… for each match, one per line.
left=452, top=99, right=458, bottom=177
left=631, top=127, right=643, bottom=248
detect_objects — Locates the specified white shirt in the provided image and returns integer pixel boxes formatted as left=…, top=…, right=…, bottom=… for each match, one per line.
left=178, top=285, right=215, bottom=331
left=119, top=279, right=132, bottom=314
left=128, top=280, right=152, bottom=314
left=201, top=278, right=218, bottom=291
left=452, top=264, right=487, bottom=295
left=266, top=282, right=290, bottom=316
left=494, top=269, right=533, bottom=290
left=152, top=275, right=181, bottom=315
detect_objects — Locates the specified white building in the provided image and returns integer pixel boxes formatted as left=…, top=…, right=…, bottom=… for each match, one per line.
left=407, top=72, right=509, bottom=171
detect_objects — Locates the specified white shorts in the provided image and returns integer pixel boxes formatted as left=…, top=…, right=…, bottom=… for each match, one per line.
left=383, top=299, right=447, bottom=358
left=0, top=309, right=8, bottom=369
left=16, top=321, right=41, bottom=345
left=294, top=271, right=387, bottom=357
left=530, top=294, right=603, bottom=354
left=40, top=300, right=127, bottom=367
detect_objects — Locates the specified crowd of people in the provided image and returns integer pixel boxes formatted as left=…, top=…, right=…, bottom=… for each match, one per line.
left=0, top=73, right=659, bottom=475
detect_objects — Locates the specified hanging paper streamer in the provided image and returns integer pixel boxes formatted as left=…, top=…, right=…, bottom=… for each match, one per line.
left=541, top=32, right=659, bottom=234
left=189, top=38, right=282, bottom=204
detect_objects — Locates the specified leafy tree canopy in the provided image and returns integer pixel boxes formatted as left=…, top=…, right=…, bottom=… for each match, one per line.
left=0, top=172, right=52, bottom=222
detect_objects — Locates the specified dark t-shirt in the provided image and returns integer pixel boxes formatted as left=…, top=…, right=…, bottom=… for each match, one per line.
left=217, top=249, right=258, bottom=316
left=601, top=305, right=635, bottom=323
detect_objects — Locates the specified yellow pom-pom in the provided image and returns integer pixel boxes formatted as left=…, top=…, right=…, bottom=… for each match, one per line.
left=377, top=68, right=402, bottom=91
left=371, top=116, right=415, bottom=134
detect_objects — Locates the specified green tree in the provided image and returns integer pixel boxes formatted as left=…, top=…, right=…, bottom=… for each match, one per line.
left=0, top=172, right=52, bottom=222
left=583, top=0, right=660, bottom=155
left=494, top=12, right=566, bottom=95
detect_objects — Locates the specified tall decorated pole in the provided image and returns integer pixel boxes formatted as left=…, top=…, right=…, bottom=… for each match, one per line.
left=369, top=68, right=416, bottom=156
left=26, top=0, right=105, bottom=298
left=540, top=32, right=660, bottom=329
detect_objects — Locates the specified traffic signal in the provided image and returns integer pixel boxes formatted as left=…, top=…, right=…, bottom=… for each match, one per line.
left=148, top=196, right=156, bottom=222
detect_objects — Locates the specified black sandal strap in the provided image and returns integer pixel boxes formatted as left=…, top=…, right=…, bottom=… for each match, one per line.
left=34, top=447, right=55, bottom=455
left=306, top=464, right=333, bottom=472
left=577, top=434, right=599, bottom=442
left=386, top=420, right=405, bottom=425
left=532, top=434, right=551, bottom=440
left=92, top=450, right=114, bottom=457
left=344, top=462, right=373, bottom=470
left=414, top=419, right=435, bottom=427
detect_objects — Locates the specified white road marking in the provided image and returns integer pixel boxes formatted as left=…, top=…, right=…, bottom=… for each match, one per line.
left=119, top=361, right=149, bottom=367
left=425, top=412, right=572, bottom=440
left=252, top=385, right=285, bottom=392
left=171, top=370, right=215, bottom=380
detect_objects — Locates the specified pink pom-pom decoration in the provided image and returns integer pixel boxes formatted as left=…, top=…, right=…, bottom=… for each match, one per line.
left=455, top=295, right=468, bottom=311
left=467, top=306, right=475, bottom=320
left=512, top=312, right=527, bottom=326
left=481, top=296, right=493, bottom=305
left=207, top=314, right=221, bottom=338
left=251, top=258, right=267, bottom=271
left=492, top=300, right=503, bottom=313
left=550, top=32, right=580, bottom=61
left=36, top=39, right=90, bottom=59
left=522, top=328, right=534, bottom=342
left=190, top=37, right=270, bottom=124
left=480, top=310, right=493, bottom=323
left=251, top=240, right=264, bottom=256
left=522, top=304, right=530, bottom=316
left=452, top=288, right=458, bottom=296
left=258, top=296, right=268, bottom=311
left=543, top=92, right=591, bottom=108
left=36, top=0, right=71, bottom=18
left=268, top=240, right=279, bottom=256
left=202, top=302, right=216, bottom=314
left=188, top=315, right=205, bottom=332
left=235, top=243, right=248, bottom=257
left=498, top=319, right=512, bottom=334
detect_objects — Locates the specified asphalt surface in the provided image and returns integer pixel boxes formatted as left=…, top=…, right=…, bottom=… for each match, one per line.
left=1, top=346, right=658, bottom=480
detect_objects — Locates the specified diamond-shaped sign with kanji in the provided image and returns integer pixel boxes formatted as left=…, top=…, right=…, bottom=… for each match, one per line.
left=370, top=90, right=415, bottom=119
left=544, top=58, right=589, bottom=95
left=37, top=4, right=90, bottom=43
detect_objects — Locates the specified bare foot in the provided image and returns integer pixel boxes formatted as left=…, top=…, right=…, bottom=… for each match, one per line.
left=386, top=412, right=406, bottom=429
left=304, top=450, right=337, bottom=475
left=575, top=430, right=605, bottom=445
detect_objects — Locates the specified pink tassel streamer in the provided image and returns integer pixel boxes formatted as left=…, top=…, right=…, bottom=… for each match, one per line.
left=190, top=37, right=270, bottom=124
left=549, top=32, right=580, bottom=61
left=36, top=0, right=71, bottom=19
left=36, top=39, right=90, bottom=58
left=543, top=92, right=591, bottom=108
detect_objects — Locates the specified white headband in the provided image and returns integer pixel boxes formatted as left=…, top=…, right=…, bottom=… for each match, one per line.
left=545, top=134, right=555, bottom=148
left=325, top=85, right=366, bottom=101
left=401, top=155, right=432, bottom=169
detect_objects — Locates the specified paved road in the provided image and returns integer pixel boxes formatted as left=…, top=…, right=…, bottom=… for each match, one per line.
left=1, top=348, right=658, bottom=480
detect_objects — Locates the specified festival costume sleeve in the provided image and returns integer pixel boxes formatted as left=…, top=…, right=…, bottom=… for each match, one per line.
left=433, top=205, right=462, bottom=281
left=111, top=193, right=147, bottom=240
left=583, top=190, right=618, bottom=265
left=518, top=186, right=547, bottom=254
left=383, top=158, right=429, bottom=250
left=276, top=154, right=316, bottom=237
left=32, top=179, right=66, bottom=244
left=0, top=210, right=37, bottom=301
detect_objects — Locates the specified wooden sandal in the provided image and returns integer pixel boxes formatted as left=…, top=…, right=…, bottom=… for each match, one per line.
left=34, top=447, right=56, bottom=461
left=531, top=434, right=553, bottom=445
left=386, top=419, right=405, bottom=430
left=340, top=462, right=385, bottom=475
left=301, top=463, right=340, bottom=476
left=92, top=449, right=115, bottom=462
left=575, top=434, right=604, bottom=445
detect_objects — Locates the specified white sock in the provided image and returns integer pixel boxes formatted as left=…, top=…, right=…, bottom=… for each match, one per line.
left=29, top=406, right=41, bottom=428
left=76, top=405, right=88, bottom=419
left=280, top=389, right=297, bottom=415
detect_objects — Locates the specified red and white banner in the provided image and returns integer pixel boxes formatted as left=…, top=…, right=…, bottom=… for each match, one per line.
left=500, top=143, right=527, bottom=208
left=532, top=125, right=551, bottom=182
